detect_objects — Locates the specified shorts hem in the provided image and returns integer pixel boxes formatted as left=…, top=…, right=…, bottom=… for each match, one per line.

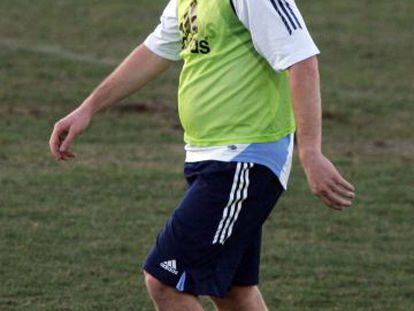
left=143, top=265, right=182, bottom=293
left=231, top=280, right=259, bottom=287
left=143, top=265, right=233, bottom=298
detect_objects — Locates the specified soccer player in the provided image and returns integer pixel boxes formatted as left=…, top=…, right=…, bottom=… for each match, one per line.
left=49, top=0, right=356, bottom=309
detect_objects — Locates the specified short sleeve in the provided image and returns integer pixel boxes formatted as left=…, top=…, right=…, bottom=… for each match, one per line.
left=144, top=0, right=182, bottom=61
left=231, top=0, right=320, bottom=71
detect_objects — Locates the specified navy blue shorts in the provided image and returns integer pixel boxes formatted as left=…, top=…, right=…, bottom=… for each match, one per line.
left=143, top=161, right=284, bottom=297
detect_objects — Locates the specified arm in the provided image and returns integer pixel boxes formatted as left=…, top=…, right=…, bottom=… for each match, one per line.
left=230, top=0, right=355, bottom=210
left=80, top=44, right=172, bottom=115
left=289, top=56, right=355, bottom=210
left=49, top=45, right=172, bottom=160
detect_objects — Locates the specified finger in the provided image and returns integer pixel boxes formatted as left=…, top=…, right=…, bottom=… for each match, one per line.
left=330, top=182, right=355, bottom=199
left=65, top=151, right=76, bottom=158
left=59, top=129, right=77, bottom=153
left=49, top=127, right=63, bottom=159
left=320, top=196, right=343, bottom=211
left=335, top=175, right=355, bottom=192
left=61, top=150, right=75, bottom=157
left=324, top=189, right=353, bottom=208
left=60, top=151, right=76, bottom=161
left=317, top=191, right=342, bottom=210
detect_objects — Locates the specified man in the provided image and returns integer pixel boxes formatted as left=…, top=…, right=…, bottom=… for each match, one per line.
left=49, top=0, right=356, bottom=309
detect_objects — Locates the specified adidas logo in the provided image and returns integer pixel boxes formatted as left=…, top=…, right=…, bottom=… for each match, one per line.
left=160, top=260, right=178, bottom=275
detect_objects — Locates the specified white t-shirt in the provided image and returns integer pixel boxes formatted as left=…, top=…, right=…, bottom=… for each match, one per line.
left=144, top=0, right=320, bottom=71
left=144, top=0, right=320, bottom=189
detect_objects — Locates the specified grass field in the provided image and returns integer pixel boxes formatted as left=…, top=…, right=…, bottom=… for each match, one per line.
left=1, top=0, right=413, bottom=310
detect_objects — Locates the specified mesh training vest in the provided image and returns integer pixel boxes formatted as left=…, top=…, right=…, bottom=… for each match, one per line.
left=177, top=0, right=296, bottom=146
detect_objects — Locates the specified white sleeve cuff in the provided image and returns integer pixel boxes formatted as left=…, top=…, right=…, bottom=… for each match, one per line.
left=144, top=36, right=182, bottom=61
left=143, top=0, right=181, bottom=62
left=275, top=47, right=320, bottom=72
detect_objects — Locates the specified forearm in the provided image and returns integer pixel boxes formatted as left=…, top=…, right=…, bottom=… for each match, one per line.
left=79, top=44, right=173, bottom=115
left=288, top=56, right=322, bottom=162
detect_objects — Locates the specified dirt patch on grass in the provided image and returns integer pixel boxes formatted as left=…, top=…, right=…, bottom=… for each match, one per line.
left=112, top=102, right=176, bottom=115
left=110, top=102, right=181, bottom=131
left=325, top=137, right=414, bottom=161
left=0, top=102, right=177, bottom=119
left=0, top=106, right=46, bottom=118
left=323, top=110, right=350, bottom=123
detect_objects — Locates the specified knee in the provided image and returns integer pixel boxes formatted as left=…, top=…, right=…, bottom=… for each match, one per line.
left=212, top=286, right=260, bottom=310
left=229, top=285, right=258, bottom=299
left=227, top=285, right=259, bottom=302
left=144, top=271, right=170, bottom=302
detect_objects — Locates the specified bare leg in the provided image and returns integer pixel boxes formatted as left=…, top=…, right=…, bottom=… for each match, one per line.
left=144, top=271, right=204, bottom=311
left=210, top=286, right=268, bottom=311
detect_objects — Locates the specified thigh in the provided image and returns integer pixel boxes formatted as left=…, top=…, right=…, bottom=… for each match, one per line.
left=210, top=285, right=267, bottom=311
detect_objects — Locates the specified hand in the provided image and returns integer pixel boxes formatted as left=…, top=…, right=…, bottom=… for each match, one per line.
left=300, top=151, right=355, bottom=211
left=49, top=107, right=92, bottom=160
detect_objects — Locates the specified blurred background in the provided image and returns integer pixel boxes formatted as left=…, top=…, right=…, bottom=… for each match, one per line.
left=1, top=0, right=413, bottom=310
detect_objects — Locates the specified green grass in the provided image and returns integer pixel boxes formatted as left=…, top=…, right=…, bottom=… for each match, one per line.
left=1, top=0, right=413, bottom=310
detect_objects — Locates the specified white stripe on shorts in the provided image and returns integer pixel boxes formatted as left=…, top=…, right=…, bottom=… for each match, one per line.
left=212, top=162, right=244, bottom=244
left=223, top=163, right=254, bottom=243
left=212, top=163, right=253, bottom=245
